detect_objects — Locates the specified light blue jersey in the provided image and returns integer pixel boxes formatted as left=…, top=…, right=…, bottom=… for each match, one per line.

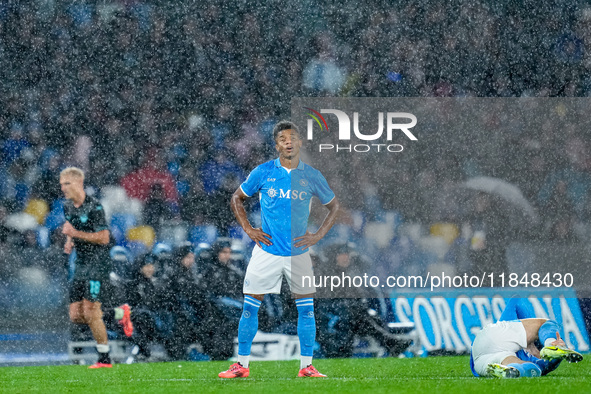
left=240, top=158, right=335, bottom=256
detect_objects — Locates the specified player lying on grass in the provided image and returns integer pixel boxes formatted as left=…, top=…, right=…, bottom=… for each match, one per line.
left=471, top=297, right=583, bottom=378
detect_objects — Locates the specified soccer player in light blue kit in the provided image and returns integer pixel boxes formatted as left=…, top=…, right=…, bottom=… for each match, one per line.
left=471, top=297, right=583, bottom=378
left=219, top=121, right=340, bottom=378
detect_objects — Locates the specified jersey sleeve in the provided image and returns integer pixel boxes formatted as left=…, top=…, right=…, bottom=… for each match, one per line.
left=312, top=169, right=335, bottom=205
left=89, top=203, right=109, bottom=232
left=240, top=165, right=264, bottom=197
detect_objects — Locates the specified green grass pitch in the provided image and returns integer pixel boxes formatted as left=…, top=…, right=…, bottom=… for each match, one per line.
left=0, top=356, right=588, bottom=393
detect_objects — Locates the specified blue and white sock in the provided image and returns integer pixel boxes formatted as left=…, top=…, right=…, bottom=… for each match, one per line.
left=499, top=297, right=536, bottom=321
left=516, top=349, right=561, bottom=376
left=296, top=297, right=315, bottom=369
left=538, top=320, right=561, bottom=347
left=508, top=362, right=542, bottom=377
left=237, top=295, right=261, bottom=368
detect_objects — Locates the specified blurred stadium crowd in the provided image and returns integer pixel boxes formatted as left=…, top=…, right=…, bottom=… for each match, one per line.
left=76, top=239, right=411, bottom=361
left=1, top=0, right=591, bottom=359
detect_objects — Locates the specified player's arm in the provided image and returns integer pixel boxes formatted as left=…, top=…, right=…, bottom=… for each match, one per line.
left=62, top=221, right=110, bottom=245
left=294, top=197, right=340, bottom=250
left=64, top=235, right=74, bottom=254
left=230, top=187, right=272, bottom=248
left=62, top=206, right=75, bottom=253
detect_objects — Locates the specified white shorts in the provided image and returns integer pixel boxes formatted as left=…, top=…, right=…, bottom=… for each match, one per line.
left=243, top=246, right=315, bottom=295
left=471, top=320, right=527, bottom=376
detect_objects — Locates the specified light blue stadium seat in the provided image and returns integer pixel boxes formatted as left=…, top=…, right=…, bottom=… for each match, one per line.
left=44, top=199, right=66, bottom=232
left=125, top=241, right=149, bottom=260
left=350, top=210, right=366, bottom=236
left=110, top=213, right=138, bottom=246
left=44, top=211, right=65, bottom=232
left=50, top=199, right=65, bottom=214
left=36, top=226, right=50, bottom=249
left=110, top=245, right=133, bottom=278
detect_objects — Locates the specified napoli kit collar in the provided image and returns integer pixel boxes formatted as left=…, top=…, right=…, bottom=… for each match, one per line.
left=273, top=157, right=305, bottom=171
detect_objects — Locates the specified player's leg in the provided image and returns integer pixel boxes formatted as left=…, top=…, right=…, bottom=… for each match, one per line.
left=521, top=318, right=582, bottom=372
left=237, top=293, right=264, bottom=367
left=517, top=319, right=562, bottom=375
left=82, top=299, right=112, bottom=367
left=219, top=246, right=283, bottom=378
left=472, top=320, right=532, bottom=378
left=294, top=294, right=316, bottom=367
left=499, top=296, right=536, bottom=321
left=536, top=320, right=583, bottom=364
left=522, top=317, right=575, bottom=353
left=68, top=282, right=87, bottom=363
left=498, top=297, right=575, bottom=371
left=69, top=280, right=86, bottom=324
left=288, top=253, right=326, bottom=377
left=487, top=355, right=542, bottom=378
left=218, top=293, right=262, bottom=378
left=97, top=280, right=134, bottom=338
left=83, top=299, right=108, bottom=344
left=294, top=293, right=326, bottom=377
left=69, top=301, right=86, bottom=324
left=82, top=280, right=112, bottom=368
left=106, top=276, right=134, bottom=337
left=114, top=304, right=133, bottom=337
left=497, top=298, right=581, bottom=374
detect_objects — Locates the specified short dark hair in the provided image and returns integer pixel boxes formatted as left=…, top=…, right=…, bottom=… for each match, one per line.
left=212, top=239, right=232, bottom=257
left=273, top=120, right=300, bottom=141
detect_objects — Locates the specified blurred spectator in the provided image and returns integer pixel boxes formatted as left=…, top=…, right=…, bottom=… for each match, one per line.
left=198, top=239, right=244, bottom=298
left=537, top=138, right=591, bottom=221
left=205, top=173, right=241, bottom=234
left=198, top=149, right=244, bottom=195
left=120, top=148, right=179, bottom=205
left=126, top=254, right=176, bottom=361
left=32, top=151, right=62, bottom=204
left=166, top=243, right=211, bottom=359
left=167, top=242, right=240, bottom=360
left=1, top=158, right=38, bottom=209
left=2, top=122, right=30, bottom=165
left=196, top=239, right=244, bottom=359
left=0, top=204, right=9, bottom=244
left=143, top=184, right=176, bottom=231
left=464, top=193, right=511, bottom=276
left=18, top=230, right=46, bottom=269
left=539, top=179, right=579, bottom=243
left=0, top=204, right=17, bottom=282
left=315, top=243, right=410, bottom=358
left=180, top=177, right=209, bottom=225
left=302, top=32, right=347, bottom=95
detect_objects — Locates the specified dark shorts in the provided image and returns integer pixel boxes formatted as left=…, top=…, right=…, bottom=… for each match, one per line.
left=69, top=279, right=111, bottom=304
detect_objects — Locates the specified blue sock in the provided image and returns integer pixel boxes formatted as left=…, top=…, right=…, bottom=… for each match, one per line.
left=539, top=359, right=562, bottom=376
left=238, top=295, right=261, bottom=357
left=296, top=298, right=316, bottom=358
left=517, top=349, right=561, bottom=375
left=538, top=320, right=561, bottom=347
left=508, top=362, right=542, bottom=377
left=500, top=297, right=536, bottom=321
